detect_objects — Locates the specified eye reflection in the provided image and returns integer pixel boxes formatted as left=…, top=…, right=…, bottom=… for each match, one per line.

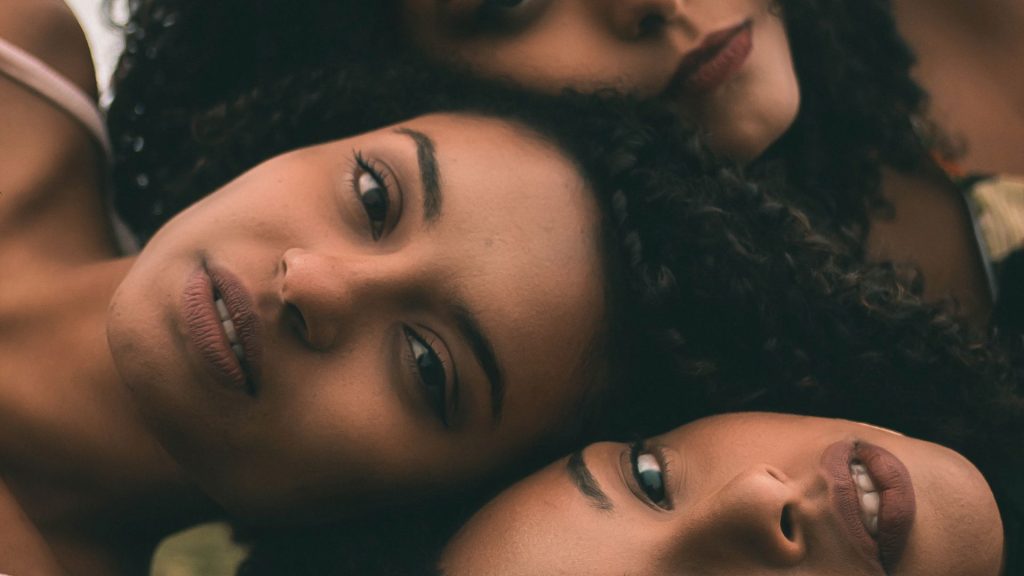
left=403, top=326, right=450, bottom=427
left=629, top=441, right=670, bottom=509
left=353, top=152, right=392, bottom=240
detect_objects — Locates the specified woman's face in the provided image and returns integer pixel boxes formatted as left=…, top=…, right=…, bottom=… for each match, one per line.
left=107, top=114, right=606, bottom=520
left=402, top=0, right=800, bottom=161
left=441, top=413, right=1005, bottom=576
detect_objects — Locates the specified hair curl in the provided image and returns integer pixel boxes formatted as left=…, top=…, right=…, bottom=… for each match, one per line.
left=103, top=3, right=1023, bottom=573
left=191, top=69, right=1021, bottom=574
left=752, top=0, right=934, bottom=249
left=107, top=0, right=938, bottom=249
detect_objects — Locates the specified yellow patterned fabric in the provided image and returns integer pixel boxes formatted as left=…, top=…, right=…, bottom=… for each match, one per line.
left=966, top=175, right=1024, bottom=265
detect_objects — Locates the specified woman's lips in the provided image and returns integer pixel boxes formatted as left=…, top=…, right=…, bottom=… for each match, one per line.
left=182, top=262, right=262, bottom=396
left=822, top=441, right=916, bottom=573
left=859, top=442, right=916, bottom=570
left=670, top=20, right=754, bottom=95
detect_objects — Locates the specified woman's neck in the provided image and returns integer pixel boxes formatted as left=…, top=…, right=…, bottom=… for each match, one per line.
left=0, top=257, right=222, bottom=570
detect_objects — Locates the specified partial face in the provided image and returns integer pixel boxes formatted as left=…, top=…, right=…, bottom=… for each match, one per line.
left=403, top=0, right=800, bottom=161
left=442, top=413, right=1004, bottom=576
left=107, top=114, right=606, bottom=520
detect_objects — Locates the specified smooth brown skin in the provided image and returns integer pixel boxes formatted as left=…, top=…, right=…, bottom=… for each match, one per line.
left=0, top=4, right=607, bottom=573
left=442, top=413, right=1005, bottom=576
left=893, top=0, right=1024, bottom=176
left=404, top=0, right=800, bottom=163
left=108, top=115, right=605, bottom=519
left=403, top=0, right=995, bottom=327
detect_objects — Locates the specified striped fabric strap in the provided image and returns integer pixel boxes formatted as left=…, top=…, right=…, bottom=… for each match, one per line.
left=0, top=35, right=111, bottom=159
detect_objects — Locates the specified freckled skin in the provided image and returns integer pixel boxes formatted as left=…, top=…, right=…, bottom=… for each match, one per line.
left=442, top=413, right=1003, bottom=576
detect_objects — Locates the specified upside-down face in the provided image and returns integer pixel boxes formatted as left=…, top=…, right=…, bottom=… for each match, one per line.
left=403, top=0, right=800, bottom=162
left=441, top=412, right=1004, bottom=576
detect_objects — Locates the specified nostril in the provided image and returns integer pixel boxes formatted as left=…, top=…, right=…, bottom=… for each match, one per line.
left=638, top=14, right=665, bottom=36
left=780, top=504, right=796, bottom=542
left=286, top=302, right=309, bottom=343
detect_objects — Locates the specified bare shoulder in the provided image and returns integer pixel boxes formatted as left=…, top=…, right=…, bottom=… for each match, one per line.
left=0, top=0, right=117, bottom=268
left=0, top=0, right=98, bottom=99
left=892, top=0, right=1024, bottom=174
left=892, top=0, right=1024, bottom=40
left=0, top=477, right=67, bottom=575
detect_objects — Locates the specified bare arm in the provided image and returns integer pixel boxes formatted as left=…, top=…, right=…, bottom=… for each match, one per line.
left=0, top=0, right=116, bottom=270
left=892, top=0, right=1024, bottom=174
left=0, top=477, right=66, bottom=576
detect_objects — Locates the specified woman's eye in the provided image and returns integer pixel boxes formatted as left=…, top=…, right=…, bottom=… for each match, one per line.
left=353, top=155, right=391, bottom=240
left=403, top=327, right=450, bottom=427
left=482, top=0, right=525, bottom=8
left=477, top=0, right=531, bottom=25
left=630, top=441, right=670, bottom=509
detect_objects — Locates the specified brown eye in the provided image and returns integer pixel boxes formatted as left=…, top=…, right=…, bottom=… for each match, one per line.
left=629, top=441, right=671, bottom=509
left=483, top=0, right=525, bottom=8
left=476, top=0, right=534, bottom=27
left=403, top=327, right=450, bottom=427
left=353, top=153, right=391, bottom=241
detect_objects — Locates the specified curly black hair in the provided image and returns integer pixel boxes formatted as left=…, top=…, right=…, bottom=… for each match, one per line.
left=107, top=0, right=937, bottom=249
left=754, top=0, right=935, bottom=249
left=174, top=67, right=1019, bottom=575
left=102, top=2, right=1023, bottom=573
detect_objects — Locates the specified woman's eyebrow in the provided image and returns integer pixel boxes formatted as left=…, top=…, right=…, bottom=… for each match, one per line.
left=392, top=127, right=507, bottom=420
left=567, top=449, right=614, bottom=511
left=394, top=127, right=442, bottom=222
left=449, top=300, right=505, bottom=419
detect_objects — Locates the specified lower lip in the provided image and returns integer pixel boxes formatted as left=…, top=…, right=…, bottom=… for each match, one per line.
left=858, top=442, right=916, bottom=570
left=182, top=265, right=249, bottom=392
left=684, top=22, right=754, bottom=94
left=823, top=441, right=916, bottom=572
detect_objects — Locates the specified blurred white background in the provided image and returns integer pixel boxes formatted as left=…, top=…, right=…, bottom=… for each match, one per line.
left=64, top=0, right=123, bottom=100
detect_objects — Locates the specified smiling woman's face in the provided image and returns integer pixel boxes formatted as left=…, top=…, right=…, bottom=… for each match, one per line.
left=106, top=114, right=606, bottom=520
left=441, top=412, right=1005, bottom=576
left=402, top=0, right=800, bottom=161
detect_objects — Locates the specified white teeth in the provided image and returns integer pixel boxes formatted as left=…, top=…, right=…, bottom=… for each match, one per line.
left=215, top=298, right=230, bottom=321
left=850, top=462, right=880, bottom=537
left=851, top=463, right=876, bottom=492
left=867, top=514, right=879, bottom=534
left=861, top=491, right=880, bottom=515
left=214, top=297, right=246, bottom=363
left=222, top=318, right=238, bottom=343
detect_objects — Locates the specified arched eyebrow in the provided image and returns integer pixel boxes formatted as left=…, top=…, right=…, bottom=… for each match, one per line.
left=395, top=127, right=442, bottom=222
left=567, top=449, right=614, bottom=512
left=449, top=301, right=505, bottom=419
left=393, top=126, right=506, bottom=420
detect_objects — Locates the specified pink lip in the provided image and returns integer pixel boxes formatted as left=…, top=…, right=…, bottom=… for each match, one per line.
left=822, top=441, right=916, bottom=573
left=182, top=262, right=262, bottom=396
left=670, top=19, right=754, bottom=95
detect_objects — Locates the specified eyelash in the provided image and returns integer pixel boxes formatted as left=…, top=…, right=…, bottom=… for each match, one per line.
left=629, top=440, right=673, bottom=510
left=475, top=0, right=531, bottom=29
left=352, top=151, right=394, bottom=241
left=402, top=326, right=453, bottom=428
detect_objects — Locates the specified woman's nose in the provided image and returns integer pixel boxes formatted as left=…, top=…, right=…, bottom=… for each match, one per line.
left=600, top=0, right=682, bottom=40
left=277, top=247, right=394, bottom=351
left=689, top=465, right=807, bottom=568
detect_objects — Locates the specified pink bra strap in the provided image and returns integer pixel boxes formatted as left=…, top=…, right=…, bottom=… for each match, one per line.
left=0, top=36, right=111, bottom=159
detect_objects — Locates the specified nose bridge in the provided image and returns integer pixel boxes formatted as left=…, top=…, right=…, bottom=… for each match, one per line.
left=278, top=247, right=411, bottom=350
left=595, top=0, right=686, bottom=39
left=689, top=465, right=807, bottom=568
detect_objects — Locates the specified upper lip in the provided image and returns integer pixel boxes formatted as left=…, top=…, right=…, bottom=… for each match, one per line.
left=667, top=19, right=752, bottom=96
left=821, top=440, right=916, bottom=574
left=207, top=262, right=263, bottom=395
